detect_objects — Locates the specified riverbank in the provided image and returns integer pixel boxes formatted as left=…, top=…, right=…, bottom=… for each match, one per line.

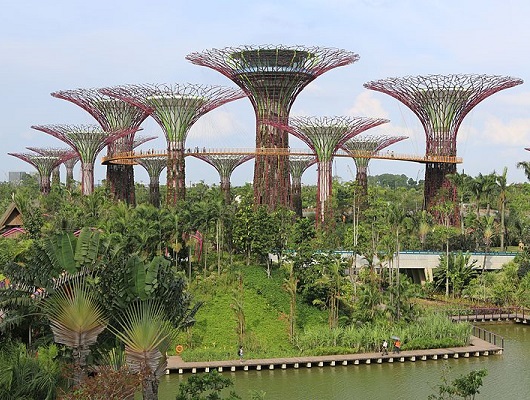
left=166, top=335, right=501, bottom=374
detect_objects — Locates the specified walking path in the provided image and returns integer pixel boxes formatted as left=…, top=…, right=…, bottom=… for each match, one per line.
left=166, top=336, right=501, bottom=375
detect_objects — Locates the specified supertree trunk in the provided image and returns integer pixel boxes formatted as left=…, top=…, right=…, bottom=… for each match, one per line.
left=317, top=160, right=333, bottom=227
left=220, top=176, right=231, bottom=205
left=254, top=109, right=291, bottom=210
left=81, top=162, right=95, bottom=196
left=149, top=175, right=161, bottom=208
left=136, top=156, right=166, bottom=207
left=166, top=141, right=186, bottom=205
left=291, top=176, right=303, bottom=218
left=51, top=166, right=60, bottom=187
left=289, top=156, right=316, bottom=218
left=64, top=156, right=79, bottom=190
left=356, top=166, right=369, bottom=198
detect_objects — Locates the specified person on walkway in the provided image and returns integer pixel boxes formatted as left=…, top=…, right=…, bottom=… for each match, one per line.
left=238, top=345, right=243, bottom=362
left=393, top=339, right=401, bottom=354
left=381, top=340, right=388, bottom=355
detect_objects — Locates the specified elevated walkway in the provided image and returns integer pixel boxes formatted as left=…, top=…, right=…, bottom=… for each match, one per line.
left=101, top=148, right=463, bottom=165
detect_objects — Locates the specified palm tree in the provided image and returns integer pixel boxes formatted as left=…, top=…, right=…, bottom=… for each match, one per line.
left=44, top=276, right=108, bottom=385
left=496, top=167, right=508, bottom=251
left=111, top=300, right=177, bottom=400
left=517, top=161, right=530, bottom=181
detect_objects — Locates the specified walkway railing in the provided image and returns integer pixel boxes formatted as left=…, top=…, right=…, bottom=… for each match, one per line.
left=471, top=325, right=505, bottom=349
left=449, top=307, right=519, bottom=322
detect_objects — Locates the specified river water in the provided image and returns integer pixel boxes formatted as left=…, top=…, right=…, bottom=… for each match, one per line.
left=157, top=322, right=530, bottom=399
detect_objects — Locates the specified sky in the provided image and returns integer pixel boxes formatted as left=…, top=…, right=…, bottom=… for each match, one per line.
left=2, top=0, right=530, bottom=188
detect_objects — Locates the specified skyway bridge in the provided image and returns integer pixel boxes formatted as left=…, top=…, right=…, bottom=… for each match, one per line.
left=101, top=148, right=463, bottom=165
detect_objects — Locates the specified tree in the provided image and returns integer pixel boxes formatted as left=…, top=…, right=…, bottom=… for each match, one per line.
left=175, top=370, right=241, bottom=400
left=496, top=167, right=508, bottom=251
left=428, top=367, right=488, bottom=400
left=110, top=300, right=177, bottom=400
left=44, top=276, right=108, bottom=385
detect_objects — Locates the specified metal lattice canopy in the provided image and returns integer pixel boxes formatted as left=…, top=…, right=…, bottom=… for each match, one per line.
left=363, top=74, right=523, bottom=156
left=289, top=155, right=317, bottom=180
left=281, top=116, right=390, bottom=160
left=51, top=88, right=149, bottom=132
left=192, top=154, right=254, bottom=181
left=8, top=152, right=64, bottom=194
left=342, top=134, right=408, bottom=169
left=136, top=156, right=167, bottom=179
left=26, top=147, right=78, bottom=163
left=186, top=45, right=360, bottom=119
left=100, top=84, right=246, bottom=144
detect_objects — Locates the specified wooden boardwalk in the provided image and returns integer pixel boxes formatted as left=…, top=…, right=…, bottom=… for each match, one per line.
left=166, top=336, right=501, bottom=375
left=450, top=312, right=529, bottom=323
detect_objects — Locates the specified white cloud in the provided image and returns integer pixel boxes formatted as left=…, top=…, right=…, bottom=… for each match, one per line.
left=480, top=116, right=530, bottom=146
left=345, top=91, right=389, bottom=119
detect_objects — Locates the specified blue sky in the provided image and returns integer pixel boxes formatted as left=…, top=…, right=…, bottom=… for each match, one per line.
left=2, top=0, right=530, bottom=188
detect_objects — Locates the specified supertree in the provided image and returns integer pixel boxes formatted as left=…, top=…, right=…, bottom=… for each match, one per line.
left=289, top=155, right=317, bottom=218
left=192, top=154, right=254, bottom=205
left=31, top=124, right=135, bottom=196
left=272, top=116, right=389, bottom=226
left=51, top=88, right=150, bottom=204
left=186, top=45, right=360, bottom=211
left=136, top=156, right=167, bottom=208
left=341, top=134, right=407, bottom=198
left=63, top=155, right=80, bottom=190
left=8, top=151, right=69, bottom=194
left=100, top=83, right=246, bottom=206
left=26, top=147, right=77, bottom=187
left=364, top=74, right=523, bottom=222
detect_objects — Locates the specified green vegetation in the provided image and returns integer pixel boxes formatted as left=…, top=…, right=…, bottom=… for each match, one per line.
left=2, top=169, right=530, bottom=398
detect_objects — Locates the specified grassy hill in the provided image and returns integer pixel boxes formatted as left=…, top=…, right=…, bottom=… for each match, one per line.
left=175, top=262, right=328, bottom=361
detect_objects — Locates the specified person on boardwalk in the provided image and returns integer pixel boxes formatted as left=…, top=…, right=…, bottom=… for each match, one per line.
left=393, top=339, right=401, bottom=354
left=238, top=345, right=243, bottom=362
left=381, top=340, right=388, bottom=355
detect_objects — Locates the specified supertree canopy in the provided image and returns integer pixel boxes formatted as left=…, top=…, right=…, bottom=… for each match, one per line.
left=341, top=134, right=407, bottom=197
left=31, top=124, right=135, bottom=196
left=192, top=154, right=254, bottom=205
left=26, top=147, right=77, bottom=187
left=186, top=45, right=360, bottom=211
left=364, top=74, right=523, bottom=221
left=136, top=156, right=167, bottom=208
left=8, top=151, right=68, bottom=194
left=51, top=88, right=150, bottom=204
left=272, top=116, right=388, bottom=226
left=100, top=83, right=246, bottom=206
left=289, top=155, right=317, bottom=218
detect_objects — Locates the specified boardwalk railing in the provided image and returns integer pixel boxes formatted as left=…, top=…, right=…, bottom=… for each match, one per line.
left=449, top=307, right=518, bottom=322
left=471, top=325, right=505, bottom=349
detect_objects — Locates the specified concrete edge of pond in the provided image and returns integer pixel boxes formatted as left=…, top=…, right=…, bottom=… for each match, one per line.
left=166, top=336, right=501, bottom=375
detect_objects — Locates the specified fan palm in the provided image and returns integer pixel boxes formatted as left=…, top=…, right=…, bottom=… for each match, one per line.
left=111, top=300, right=177, bottom=400
left=44, top=276, right=107, bottom=384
